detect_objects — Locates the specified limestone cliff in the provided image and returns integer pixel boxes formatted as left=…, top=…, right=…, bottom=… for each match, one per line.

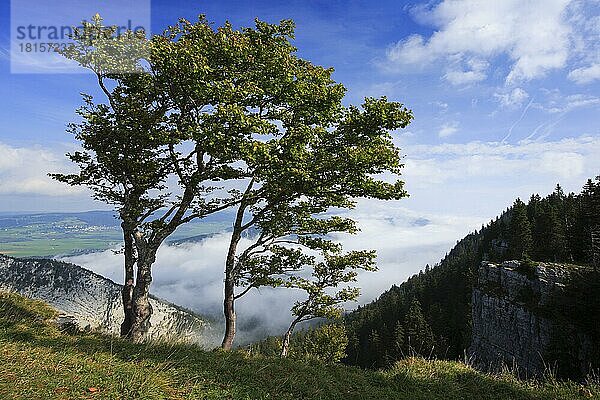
left=470, top=260, right=598, bottom=378
left=0, top=254, right=219, bottom=347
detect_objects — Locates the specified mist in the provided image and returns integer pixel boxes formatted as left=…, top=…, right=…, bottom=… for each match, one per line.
left=62, top=202, right=481, bottom=345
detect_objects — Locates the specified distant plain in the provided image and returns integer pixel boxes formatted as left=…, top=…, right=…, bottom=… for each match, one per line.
left=0, top=211, right=230, bottom=258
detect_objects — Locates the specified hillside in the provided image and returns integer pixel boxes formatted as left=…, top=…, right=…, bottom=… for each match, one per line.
left=0, top=254, right=218, bottom=346
left=0, top=292, right=594, bottom=400
left=344, top=177, right=600, bottom=376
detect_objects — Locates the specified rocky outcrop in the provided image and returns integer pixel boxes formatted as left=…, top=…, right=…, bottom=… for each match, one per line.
left=0, top=254, right=219, bottom=347
left=469, top=260, right=597, bottom=378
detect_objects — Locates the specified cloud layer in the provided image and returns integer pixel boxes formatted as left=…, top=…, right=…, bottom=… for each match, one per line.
left=400, top=135, right=600, bottom=218
left=63, top=205, right=477, bottom=344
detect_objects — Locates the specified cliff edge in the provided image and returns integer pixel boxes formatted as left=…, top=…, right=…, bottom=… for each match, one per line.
left=470, top=260, right=598, bottom=379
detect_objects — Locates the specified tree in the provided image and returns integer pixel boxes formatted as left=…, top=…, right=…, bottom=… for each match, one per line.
left=548, top=184, right=568, bottom=261
left=509, top=198, right=532, bottom=260
left=54, top=16, right=246, bottom=341
left=279, top=248, right=376, bottom=357
left=403, top=299, right=434, bottom=356
left=392, top=321, right=405, bottom=359
left=220, top=96, right=412, bottom=350
left=51, top=16, right=173, bottom=338
left=581, top=178, right=600, bottom=270
left=154, top=18, right=413, bottom=349
left=302, top=323, right=349, bottom=363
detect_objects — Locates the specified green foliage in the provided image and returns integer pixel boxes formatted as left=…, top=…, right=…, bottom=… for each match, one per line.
left=300, top=324, right=349, bottom=363
left=509, top=198, right=533, bottom=260
left=58, top=14, right=149, bottom=74
left=344, top=176, right=600, bottom=375
left=517, top=257, right=537, bottom=279
left=254, top=322, right=348, bottom=363
left=258, top=323, right=349, bottom=363
left=403, top=300, right=435, bottom=356
left=51, top=16, right=170, bottom=223
left=1, top=293, right=591, bottom=400
left=283, top=249, right=377, bottom=324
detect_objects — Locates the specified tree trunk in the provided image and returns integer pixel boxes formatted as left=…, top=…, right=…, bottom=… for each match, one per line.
left=120, top=224, right=136, bottom=337
left=280, top=318, right=301, bottom=358
left=221, top=279, right=236, bottom=350
left=130, top=247, right=155, bottom=343
left=221, top=199, right=247, bottom=350
left=122, top=224, right=135, bottom=282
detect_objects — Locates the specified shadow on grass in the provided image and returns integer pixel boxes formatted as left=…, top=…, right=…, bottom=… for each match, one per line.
left=0, top=292, right=57, bottom=323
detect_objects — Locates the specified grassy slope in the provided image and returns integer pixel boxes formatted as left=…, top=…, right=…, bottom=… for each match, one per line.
left=0, top=293, right=596, bottom=400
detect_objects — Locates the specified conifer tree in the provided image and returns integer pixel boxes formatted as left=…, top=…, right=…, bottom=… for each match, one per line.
left=509, top=198, right=532, bottom=260
left=403, top=299, right=434, bottom=356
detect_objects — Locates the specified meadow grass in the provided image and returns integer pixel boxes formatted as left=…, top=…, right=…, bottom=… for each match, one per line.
left=0, top=292, right=596, bottom=399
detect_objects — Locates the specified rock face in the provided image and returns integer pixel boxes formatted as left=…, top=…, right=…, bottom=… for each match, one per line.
left=469, top=260, right=596, bottom=377
left=0, top=254, right=218, bottom=347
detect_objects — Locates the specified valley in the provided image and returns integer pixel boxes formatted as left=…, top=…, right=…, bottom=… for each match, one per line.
left=0, top=211, right=230, bottom=258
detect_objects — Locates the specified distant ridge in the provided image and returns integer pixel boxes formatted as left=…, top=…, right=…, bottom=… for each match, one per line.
left=0, top=210, right=121, bottom=228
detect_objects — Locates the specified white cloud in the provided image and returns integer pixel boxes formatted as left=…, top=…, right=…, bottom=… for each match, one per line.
left=444, top=68, right=486, bottom=85
left=494, top=88, right=530, bottom=107
left=393, top=135, right=600, bottom=224
left=568, top=63, right=600, bottom=84
left=432, top=101, right=449, bottom=111
left=63, top=206, right=475, bottom=342
left=566, top=0, right=600, bottom=84
left=403, top=136, right=600, bottom=188
left=385, top=0, right=575, bottom=84
left=444, top=57, right=488, bottom=85
left=0, top=142, right=83, bottom=196
left=438, top=121, right=459, bottom=138
left=535, top=93, right=600, bottom=113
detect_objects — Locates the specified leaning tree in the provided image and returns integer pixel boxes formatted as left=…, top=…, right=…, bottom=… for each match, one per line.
left=148, top=17, right=414, bottom=349
left=55, top=15, right=413, bottom=344
left=219, top=96, right=413, bottom=350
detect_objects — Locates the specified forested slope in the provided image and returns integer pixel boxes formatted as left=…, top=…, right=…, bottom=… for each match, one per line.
left=344, top=177, right=600, bottom=370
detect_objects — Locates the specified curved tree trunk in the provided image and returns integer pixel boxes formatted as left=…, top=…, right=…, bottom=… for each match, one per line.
left=221, top=279, right=236, bottom=350
left=221, top=198, right=247, bottom=350
left=281, top=317, right=301, bottom=358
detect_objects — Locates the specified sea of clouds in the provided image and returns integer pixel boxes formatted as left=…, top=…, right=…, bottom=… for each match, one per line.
left=62, top=201, right=481, bottom=344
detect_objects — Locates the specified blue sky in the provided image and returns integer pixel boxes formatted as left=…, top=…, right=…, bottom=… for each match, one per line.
left=0, top=0, right=599, bottom=219
left=1, top=0, right=599, bottom=314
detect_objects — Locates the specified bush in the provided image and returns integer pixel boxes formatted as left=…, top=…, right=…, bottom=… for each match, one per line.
left=517, top=258, right=537, bottom=279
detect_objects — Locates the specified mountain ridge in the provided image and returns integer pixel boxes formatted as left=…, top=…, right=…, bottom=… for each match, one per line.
left=0, top=254, right=219, bottom=347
